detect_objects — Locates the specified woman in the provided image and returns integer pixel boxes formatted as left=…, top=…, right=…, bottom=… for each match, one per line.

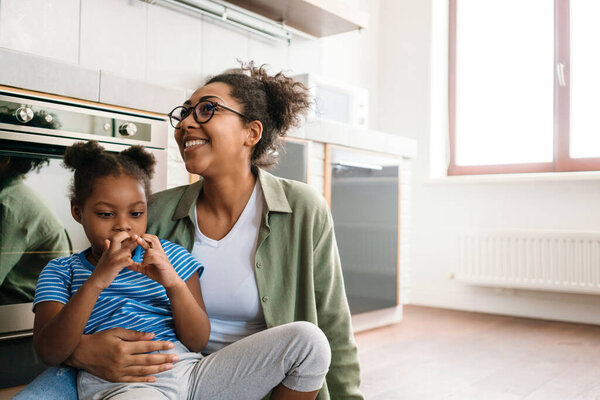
left=16, top=64, right=363, bottom=399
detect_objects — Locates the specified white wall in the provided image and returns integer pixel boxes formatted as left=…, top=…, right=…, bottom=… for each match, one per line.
left=377, top=0, right=600, bottom=325
left=0, top=0, right=380, bottom=111
left=0, top=0, right=382, bottom=189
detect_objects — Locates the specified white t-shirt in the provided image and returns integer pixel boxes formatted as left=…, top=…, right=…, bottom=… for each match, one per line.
left=191, top=182, right=267, bottom=353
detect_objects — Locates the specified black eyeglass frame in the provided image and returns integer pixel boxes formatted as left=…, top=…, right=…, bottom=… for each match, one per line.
left=168, top=100, right=250, bottom=129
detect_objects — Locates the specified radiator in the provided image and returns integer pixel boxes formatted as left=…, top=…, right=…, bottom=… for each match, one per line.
left=456, top=231, right=600, bottom=294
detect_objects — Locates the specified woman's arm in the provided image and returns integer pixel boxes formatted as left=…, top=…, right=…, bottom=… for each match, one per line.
left=0, top=204, right=28, bottom=285
left=312, top=208, right=364, bottom=399
left=66, top=328, right=179, bottom=382
left=131, top=235, right=210, bottom=352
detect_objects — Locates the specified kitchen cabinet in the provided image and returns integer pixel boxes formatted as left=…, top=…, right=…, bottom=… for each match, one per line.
left=325, top=144, right=401, bottom=319
left=225, top=0, right=369, bottom=37
left=268, top=138, right=310, bottom=183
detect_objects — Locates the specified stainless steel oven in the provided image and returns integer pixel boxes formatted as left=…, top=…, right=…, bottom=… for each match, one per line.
left=0, top=86, right=168, bottom=387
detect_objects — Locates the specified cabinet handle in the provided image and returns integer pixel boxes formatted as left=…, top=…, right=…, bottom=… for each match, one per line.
left=334, top=161, right=383, bottom=170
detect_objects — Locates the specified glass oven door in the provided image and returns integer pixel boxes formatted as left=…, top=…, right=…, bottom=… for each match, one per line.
left=0, top=135, right=166, bottom=334
left=0, top=142, right=79, bottom=388
left=327, top=146, right=401, bottom=315
left=0, top=87, right=169, bottom=388
left=0, top=135, right=166, bottom=388
left=0, top=142, right=79, bottom=326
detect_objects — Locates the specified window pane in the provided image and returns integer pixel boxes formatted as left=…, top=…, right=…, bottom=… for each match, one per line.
left=570, top=0, right=600, bottom=159
left=455, top=0, right=554, bottom=166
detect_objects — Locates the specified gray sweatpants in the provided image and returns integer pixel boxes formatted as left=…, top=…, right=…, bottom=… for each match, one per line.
left=77, top=321, right=332, bottom=400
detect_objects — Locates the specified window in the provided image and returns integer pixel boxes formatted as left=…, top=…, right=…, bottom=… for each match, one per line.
left=448, top=0, right=600, bottom=175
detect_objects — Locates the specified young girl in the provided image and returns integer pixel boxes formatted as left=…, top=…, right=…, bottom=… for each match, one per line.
left=33, top=141, right=210, bottom=400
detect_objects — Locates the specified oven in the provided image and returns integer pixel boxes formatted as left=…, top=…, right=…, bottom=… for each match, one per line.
left=0, top=86, right=168, bottom=387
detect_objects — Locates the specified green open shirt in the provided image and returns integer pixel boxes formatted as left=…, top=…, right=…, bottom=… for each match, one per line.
left=147, top=169, right=363, bottom=399
left=0, top=177, right=71, bottom=304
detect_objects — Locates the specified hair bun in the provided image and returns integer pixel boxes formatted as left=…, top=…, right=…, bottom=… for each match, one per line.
left=62, top=141, right=104, bottom=171
left=120, top=145, right=156, bottom=179
left=247, top=63, right=310, bottom=135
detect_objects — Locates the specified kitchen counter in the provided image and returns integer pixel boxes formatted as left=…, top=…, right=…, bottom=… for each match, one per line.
left=292, top=118, right=417, bottom=159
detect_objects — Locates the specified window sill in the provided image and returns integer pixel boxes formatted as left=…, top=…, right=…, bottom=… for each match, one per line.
left=427, top=170, right=600, bottom=185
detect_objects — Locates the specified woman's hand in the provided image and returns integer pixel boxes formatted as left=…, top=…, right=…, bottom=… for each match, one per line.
left=129, top=234, right=183, bottom=289
left=89, top=231, right=138, bottom=290
left=67, top=328, right=179, bottom=383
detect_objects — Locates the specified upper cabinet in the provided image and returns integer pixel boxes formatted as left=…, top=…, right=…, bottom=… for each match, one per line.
left=225, top=0, right=369, bottom=37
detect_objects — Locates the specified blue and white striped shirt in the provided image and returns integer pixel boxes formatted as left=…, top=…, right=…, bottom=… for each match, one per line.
left=33, top=239, right=203, bottom=342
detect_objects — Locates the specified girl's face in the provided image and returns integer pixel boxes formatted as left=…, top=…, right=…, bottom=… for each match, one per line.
left=174, top=82, right=262, bottom=177
left=71, top=174, right=147, bottom=255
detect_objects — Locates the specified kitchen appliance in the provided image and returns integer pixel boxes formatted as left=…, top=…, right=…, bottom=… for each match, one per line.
left=268, top=138, right=310, bottom=183
left=0, top=85, right=168, bottom=387
left=326, top=145, right=400, bottom=316
left=293, top=73, right=369, bottom=129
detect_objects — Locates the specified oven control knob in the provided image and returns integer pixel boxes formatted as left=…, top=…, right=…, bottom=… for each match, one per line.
left=15, top=106, right=34, bottom=123
left=118, top=122, right=137, bottom=137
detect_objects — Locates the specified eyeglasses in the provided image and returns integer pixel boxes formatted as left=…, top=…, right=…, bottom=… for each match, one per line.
left=168, top=100, right=249, bottom=129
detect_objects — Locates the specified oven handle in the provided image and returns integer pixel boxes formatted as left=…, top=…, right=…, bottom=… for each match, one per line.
left=0, top=330, right=33, bottom=341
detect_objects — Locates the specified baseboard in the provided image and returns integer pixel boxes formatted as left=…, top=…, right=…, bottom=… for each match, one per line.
left=409, top=285, right=600, bottom=325
left=351, top=305, right=403, bottom=333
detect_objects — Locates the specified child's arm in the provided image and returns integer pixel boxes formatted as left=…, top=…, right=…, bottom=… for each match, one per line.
left=34, top=232, right=138, bottom=365
left=34, top=284, right=104, bottom=366
left=131, top=235, right=210, bottom=352
left=166, top=271, right=209, bottom=352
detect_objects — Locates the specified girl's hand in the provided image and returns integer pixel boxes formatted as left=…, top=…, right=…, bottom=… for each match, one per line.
left=90, top=231, right=138, bottom=290
left=129, top=234, right=183, bottom=289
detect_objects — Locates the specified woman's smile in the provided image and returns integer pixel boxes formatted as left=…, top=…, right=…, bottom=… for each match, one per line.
left=184, top=137, right=210, bottom=152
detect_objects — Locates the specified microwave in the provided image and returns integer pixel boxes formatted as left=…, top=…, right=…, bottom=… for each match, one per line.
left=293, top=73, right=369, bottom=129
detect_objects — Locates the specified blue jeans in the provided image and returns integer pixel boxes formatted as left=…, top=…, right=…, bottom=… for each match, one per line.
left=12, top=366, right=77, bottom=400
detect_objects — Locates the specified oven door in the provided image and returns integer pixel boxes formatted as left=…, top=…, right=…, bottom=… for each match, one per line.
left=0, top=133, right=166, bottom=388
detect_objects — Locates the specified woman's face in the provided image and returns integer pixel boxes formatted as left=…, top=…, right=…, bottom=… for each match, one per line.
left=174, top=82, right=259, bottom=177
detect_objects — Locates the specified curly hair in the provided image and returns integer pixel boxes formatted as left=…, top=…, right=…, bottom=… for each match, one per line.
left=62, top=141, right=156, bottom=206
left=206, top=62, right=311, bottom=169
left=0, top=156, right=49, bottom=186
